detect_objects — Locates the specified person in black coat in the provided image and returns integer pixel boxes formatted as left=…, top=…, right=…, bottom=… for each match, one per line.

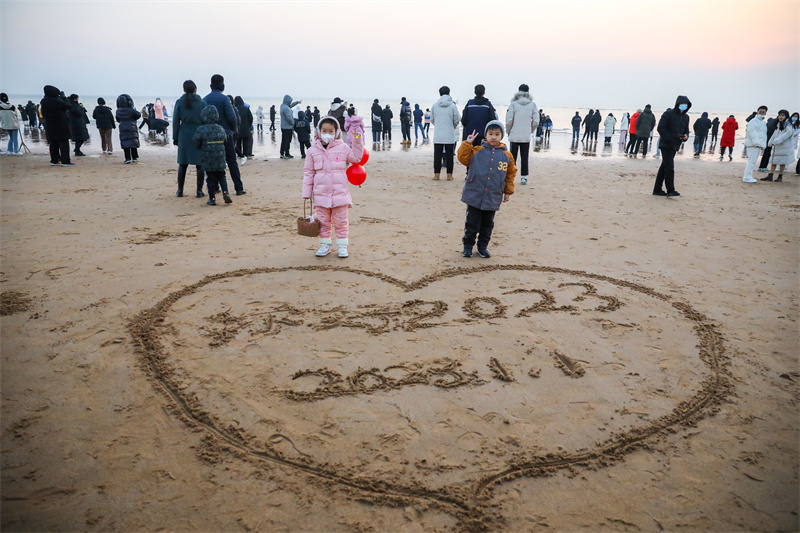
left=581, top=109, right=594, bottom=142
left=269, top=104, right=276, bottom=131
left=710, top=117, right=720, bottom=144
left=92, top=97, right=116, bottom=154
left=40, top=85, right=73, bottom=165
left=294, top=111, right=312, bottom=158
left=67, top=94, right=90, bottom=156
left=312, top=106, right=320, bottom=128
left=758, top=115, right=780, bottom=171
left=691, top=112, right=712, bottom=157
left=571, top=112, right=582, bottom=141
left=234, top=96, right=254, bottom=159
left=590, top=109, right=602, bottom=141
left=115, top=94, right=141, bottom=163
left=25, top=101, right=38, bottom=128
left=653, top=95, right=692, bottom=197
left=370, top=99, right=383, bottom=143
left=381, top=105, right=393, bottom=143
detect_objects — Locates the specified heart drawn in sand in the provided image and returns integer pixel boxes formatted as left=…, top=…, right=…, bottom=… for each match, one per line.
left=129, top=265, right=730, bottom=530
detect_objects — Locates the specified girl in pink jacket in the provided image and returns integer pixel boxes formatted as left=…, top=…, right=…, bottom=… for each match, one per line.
left=302, top=116, right=364, bottom=258
left=344, top=108, right=365, bottom=148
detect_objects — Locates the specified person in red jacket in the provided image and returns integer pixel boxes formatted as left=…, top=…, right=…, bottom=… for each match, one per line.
left=626, top=109, right=641, bottom=154
left=719, top=115, right=738, bottom=161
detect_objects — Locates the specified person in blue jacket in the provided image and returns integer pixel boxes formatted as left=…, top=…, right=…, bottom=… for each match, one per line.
left=461, top=84, right=497, bottom=146
left=413, top=103, right=426, bottom=141
left=202, top=74, right=245, bottom=195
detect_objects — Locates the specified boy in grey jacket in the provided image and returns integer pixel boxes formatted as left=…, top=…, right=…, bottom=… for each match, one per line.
left=457, top=120, right=516, bottom=258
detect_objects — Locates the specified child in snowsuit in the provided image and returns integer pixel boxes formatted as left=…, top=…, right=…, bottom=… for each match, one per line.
left=344, top=108, right=365, bottom=148
left=302, top=116, right=365, bottom=258
left=193, top=105, right=232, bottom=206
left=457, top=120, right=516, bottom=258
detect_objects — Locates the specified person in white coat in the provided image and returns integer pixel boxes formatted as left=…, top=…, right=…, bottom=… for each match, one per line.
left=743, top=105, right=768, bottom=183
left=603, top=113, right=617, bottom=145
left=618, top=113, right=629, bottom=148
left=505, top=83, right=539, bottom=185
left=0, top=93, right=22, bottom=155
left=255, top=105, right=265, bottom=133
left=430, top=85, right=461, bottom=181
left=762, top=109, right=799, bottom=182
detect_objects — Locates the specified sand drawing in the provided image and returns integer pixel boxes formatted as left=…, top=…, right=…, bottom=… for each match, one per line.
left=128, top=264, right=731, bottom=531
left=0, top=291, right=31, bottom=316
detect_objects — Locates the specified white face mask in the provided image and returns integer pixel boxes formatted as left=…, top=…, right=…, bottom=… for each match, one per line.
left=757, top=115, right=765, bottom=120
left=320, top=133, right=335, bottom=144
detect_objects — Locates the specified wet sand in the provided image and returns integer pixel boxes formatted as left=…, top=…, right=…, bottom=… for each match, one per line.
left=1, top=131, right=798, bottom=532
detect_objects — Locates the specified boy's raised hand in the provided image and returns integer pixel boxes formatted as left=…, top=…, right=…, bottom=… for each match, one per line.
left=466, top=130, right=478, bottom=144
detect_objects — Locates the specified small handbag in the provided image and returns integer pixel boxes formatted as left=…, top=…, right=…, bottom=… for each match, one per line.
left=297, top=199, right=320, bottom=237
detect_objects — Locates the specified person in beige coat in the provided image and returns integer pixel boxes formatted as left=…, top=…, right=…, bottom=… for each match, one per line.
left=505, top=83, right=539, bottom=184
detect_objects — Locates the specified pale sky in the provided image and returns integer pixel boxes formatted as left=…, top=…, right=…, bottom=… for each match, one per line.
left=2, top=0, right=798, bottom=110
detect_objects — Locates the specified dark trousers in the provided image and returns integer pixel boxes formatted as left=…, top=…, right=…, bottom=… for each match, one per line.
left=234, top=136, right=243, bottom=157
left=237, top=135, right=253, bottom=157
left=49, top=139, right=70, bottom=164
left=401, top=121, right=411, bottom=141
left=509, top=142, right=530, bottom=176
left=257, top=123, right=263, bottom=132
left=693, top=135, right=707, bottom=154
left=178, top=164, right=204, bottom=192
left=206, top=170, right=229, bottom=199
left=123, top=147, right=139, bottom=161
left=280, top=129, right=293, bottom=156
left=424, top=123, right=430, bottom=134
left=463, top=205, right=496, bottom=250
left=29, top=117, right=37, bottom=128
left=654, top=148, right=676, bottom=193
left=572, top=127, right=580, bottom=141
left=299, top=140, right=311, bottom=157
left=626, top=133, right=637, bottom=153
left=139, top=118, right=148, bottom=130
left=710, top=133, right=718, bottom=143
left=382, top=122, right=392, bottom=141
left=759, top=146, right=772, bottom=169
left=633, top=135, right=648, bottom=156
left=224, top=135, right=243, bottom=192
left=269, top=119, right=275, bottom=131
left=433, top=143, right=455, bottom=174
left=372, top=127, right=382, bottom=142
left=74, top=140, right=84, bottom=154
left=720, top=146, right=733, bottom=156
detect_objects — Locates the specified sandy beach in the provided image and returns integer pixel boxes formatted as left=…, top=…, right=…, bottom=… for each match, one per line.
left=1, top=132, right=798, bottom=532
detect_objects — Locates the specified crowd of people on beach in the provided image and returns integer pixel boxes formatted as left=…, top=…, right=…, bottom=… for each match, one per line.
left=1, top=78, right=798, bottom=258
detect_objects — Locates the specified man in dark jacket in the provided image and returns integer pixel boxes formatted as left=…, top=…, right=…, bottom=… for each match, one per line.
left=710, top=117, right=720, bottom=144
left=381, top=105, right=393, bottom=143
left=633, top=105, right=656, bottom=156
left=294, top=111, right=312, bottom=158
left=461, top=84, right=497, bottom=146
left=692, top=112, right=712, bottom=156
left=312, top=107, right=320, bottom=128
left=653, top=95, right=692, bottom=197
left=92, top=97, right=116, bottom=154
left=234, top=96, right=254, bottom=160
left=370, top=99, right=383, bottom=143
left=25, top=101, right=37, bottom=128
left=758, top=115, right=779, bottom=171
left=68, top=94, right=90, bottom=156
left=571, top=112, right=582, bottom=141
left=269, top=105, right=276, bottom=131
left=202, top=74, right=245, bottom=194
left=40, top=85, right=73, bottom=166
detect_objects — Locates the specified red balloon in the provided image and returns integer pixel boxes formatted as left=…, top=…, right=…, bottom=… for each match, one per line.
left=357, top=148, right=369, bottom=165
left=346, top=164, right=367, bottom=186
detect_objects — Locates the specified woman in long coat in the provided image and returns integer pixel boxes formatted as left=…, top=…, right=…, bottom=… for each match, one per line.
left=68, top=95, right=90, bottom=156
left=115, top=94, right=141, bottom=163
left=719, top=115, right=739, bottom=161
left=173, top=80, right=207, bottom=197
left=762, top=110, right=799, bottom=182
left=603, top=113, right=617, bottom=144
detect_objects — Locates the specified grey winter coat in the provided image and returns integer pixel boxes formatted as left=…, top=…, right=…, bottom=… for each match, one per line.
left=193, top=106, right=228, bottom=172
left=281, top=95, right=298, bottom=130
left=115, top=94, right=141, bottom=149
left=430, top=95, right=460, bottom=144
left=505, top=91, right=539, bottom=143
left=173, top=93, right=207, bottom=166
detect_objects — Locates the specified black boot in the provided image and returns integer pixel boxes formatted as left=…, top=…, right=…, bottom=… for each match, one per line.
left=761, top=173, right=773, bottom=181
left=177, top=174, right=186, bottom=196
left=775, top=174, right=783, bottom=183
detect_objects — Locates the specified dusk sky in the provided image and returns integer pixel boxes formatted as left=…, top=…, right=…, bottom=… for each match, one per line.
left=2, top=0, right=798, bottom=110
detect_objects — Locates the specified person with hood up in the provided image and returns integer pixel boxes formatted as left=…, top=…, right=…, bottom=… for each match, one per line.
left=234, top=96, right=254, bottom=161
left=344, top=107, right=365, bottom=149
left=743, top=105, right=768, bottom=183
left=505, top=83, right=539, bottom=185
left=631, top=105, right=656, bottom=156
left=571, top=111, right=582, bottom=142
left=710, top=117, right=720, bottom=144
left=762, top=110, right=798, bottom=182
left=294, top=110, right=312, bottom=158
left=115, top=94, right=141, bottom=164
left=202, top=74, right=245, bottom=195
left=457, top=120, right=516, bottom=258
left=92, top=97, right=116, bottom=154
left=603, top=113, right=617, bottom=145
left=461, top=84, right=497, bottom=147
left=256, top=105, right=265, bottom=133
left=269, top=105, right=276, bottom=131
left=619, top=113, right=630, bottom=147
left=581, top=109, right=595, bottom=142
left=193, top=105, right=232, bottom=206
left=590, top=109, right=602, bottom=142
left=0, top=94, right=21, bottom=155
left=398, top=97, right=412, bottom=144
left=413, top=103, right=426, bottom=141
left=370, top=99, right=383, bottom=143
left=328, top=97, right=346, bottom=130
left=692, top=112, right=712, bottom=157
left=173, top=80, right=207, bottom=197
left=302, top=116, right=365, bottom=259
left=67, top=94, right=90, bottom=156
left=40, top=86, right=73, bottom=165
left=280, top=94, right=301, bottom=159
left=430, top=86, right=461, bottom=181
left=653, top=95, right=692, bottom=197
left=719, top=115, right=738, bottom=161
left=25, top=100, right=37, bottom=128
left=381, top=104, right=393, bottom=143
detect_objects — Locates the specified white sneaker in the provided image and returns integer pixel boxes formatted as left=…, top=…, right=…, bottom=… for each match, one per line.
left=743, top=177, right=757, bottom=183
left=315, top=244, right=331, bottom=257
left=338, top=245, right=348, bottom=258
left=241, top=156, right=247, bottom=165
left=13, top=152, right=23, bottom=156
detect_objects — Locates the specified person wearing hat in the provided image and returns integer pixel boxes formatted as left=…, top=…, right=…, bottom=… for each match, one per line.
left=456, top=120, right=516, bottom=258
left=328, top=97, right=347, bottom=130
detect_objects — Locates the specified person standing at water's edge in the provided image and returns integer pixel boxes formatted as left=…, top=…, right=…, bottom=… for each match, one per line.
left=68, top=94, right=90, bottom=157
left=571, top=111, right=582, bottom=142
left=603, top=113, right=616, bottom=145
left=92, top=97, right=116, bottom=154
left=399, top=97, right=412, bottom=144
left=710, top=116, right=720, bottom=145
left=430, top=85, right=460, bottom=181
left=505, top=83, right=538, bottom=185
left=40, top=86, right=72, bottom=165
left=632, top=105, right=655, bottom=157
left=719, top=115, right=738, bottom=161
left=0, top=94, right=22, bottom=155
left=235, top=96, right=254, bottom=160
left=413, top=104, right=426, bottom=141
left=381, top=104, right=393, bottom=144
left=692, top=112, right=712, bottom=157
left=256, top=105, right=264, bottom=133
left=626, top=109, right=640, bottom=154
left=115, top=94, right=141, bottom=164
left=269, top=104, right=276, bottom=131
left=582, top=109, right=594, bottom=142
left=203, top=75, right=245, bottom=194
left=743, top=105, right=768, bottom=183
left=173, top=80, right=208, bottom=198
left=619, top=113, right=629, bottom=147
left=653, top=95, right=691, bottom=197
left=25, top=100, right=38, bottom=129
left=280, top=94, right=300, bottom=159
left=370, top=99, right=382, bottom=144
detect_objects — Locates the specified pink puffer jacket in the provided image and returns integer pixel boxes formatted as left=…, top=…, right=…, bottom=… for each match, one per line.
left=302, top=118, right=365, bottom=208
left=344, top=114, right=365, bottom=147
